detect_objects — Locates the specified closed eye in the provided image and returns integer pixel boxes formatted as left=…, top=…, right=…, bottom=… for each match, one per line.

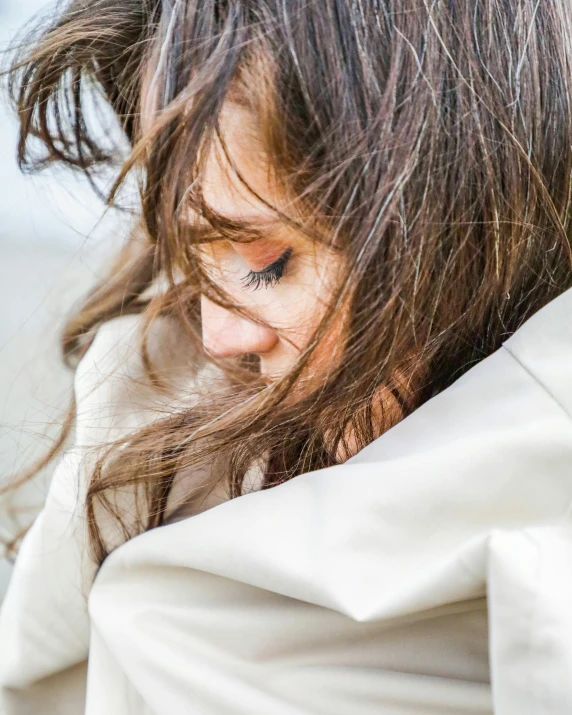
left=241, top=247, right=293, bottom=291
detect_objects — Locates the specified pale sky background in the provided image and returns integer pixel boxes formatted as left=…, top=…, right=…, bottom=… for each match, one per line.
left=0, top=0, right=129, bottom=596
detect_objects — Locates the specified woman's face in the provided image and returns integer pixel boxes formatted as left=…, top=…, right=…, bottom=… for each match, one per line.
left=196, top=102, right=345, bottom=385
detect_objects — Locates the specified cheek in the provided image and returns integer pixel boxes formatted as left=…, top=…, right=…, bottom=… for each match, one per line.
left=269, top=248, right=341, bottom=343
left=269, top=275, right=333, bottom=348
left=292, top=258, right=339, bottom=338
left=295, top=265, right=351, bottom=376
left=198, top=244, right=343, bottom=359
left=307, top=303, right=348, bottom=375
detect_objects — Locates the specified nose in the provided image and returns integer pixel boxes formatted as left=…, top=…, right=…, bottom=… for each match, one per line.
left=200, top=295, right=279, bottom=358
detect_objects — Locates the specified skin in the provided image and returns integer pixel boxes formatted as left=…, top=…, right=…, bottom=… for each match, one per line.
left=140, top=91, right=401, bottom=457
left=196, top=102, right=346, bottom=387
left=195, top=103, right=405, bottom=458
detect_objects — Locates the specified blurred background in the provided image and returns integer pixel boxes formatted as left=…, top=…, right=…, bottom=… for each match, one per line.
left=0, top=0, right=127, bottom=598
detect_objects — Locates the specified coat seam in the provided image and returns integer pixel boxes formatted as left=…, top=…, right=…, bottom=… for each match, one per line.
left=501, top=344, right=572, bottom=422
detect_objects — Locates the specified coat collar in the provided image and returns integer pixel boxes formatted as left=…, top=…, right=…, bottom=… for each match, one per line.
left=90, top=275, right=572, bottom=707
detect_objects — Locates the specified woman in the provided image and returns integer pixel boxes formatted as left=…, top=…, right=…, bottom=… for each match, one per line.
left=2, top=0, right=572, bottom=712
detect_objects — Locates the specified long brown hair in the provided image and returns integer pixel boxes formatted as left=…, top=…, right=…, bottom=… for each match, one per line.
left=4, top=0, right=572, bottom=565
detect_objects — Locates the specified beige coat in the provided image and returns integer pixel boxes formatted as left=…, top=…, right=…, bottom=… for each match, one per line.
left=2, top=286, right=572, bottom=714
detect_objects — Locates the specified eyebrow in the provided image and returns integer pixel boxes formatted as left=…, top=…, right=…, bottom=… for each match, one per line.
left=192, top=212, right=284, bottom=244
left=189, top=200, right=281, bottom=225
left=217, top=214, right=282, bottom=230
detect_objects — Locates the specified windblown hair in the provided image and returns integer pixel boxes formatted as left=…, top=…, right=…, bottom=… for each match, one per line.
left=3, top=0, right=572, bottom=565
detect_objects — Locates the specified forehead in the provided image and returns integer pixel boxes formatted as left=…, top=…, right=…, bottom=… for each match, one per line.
left=200, top=102, right=282, bottom=228
left=139, top=54, right=281, bottom=229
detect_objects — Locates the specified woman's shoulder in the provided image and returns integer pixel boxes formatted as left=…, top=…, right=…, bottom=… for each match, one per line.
left=73, top=314, right=205, bottom=447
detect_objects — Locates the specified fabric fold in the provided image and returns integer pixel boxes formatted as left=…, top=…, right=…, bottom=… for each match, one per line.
left=3, top=286, right=572, bottom=713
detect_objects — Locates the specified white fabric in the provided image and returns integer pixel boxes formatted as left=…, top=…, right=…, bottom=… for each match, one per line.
left=2, top=286, right=572, bottom=713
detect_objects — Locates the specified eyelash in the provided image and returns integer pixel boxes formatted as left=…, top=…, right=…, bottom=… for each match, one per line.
left=241, top=247, right=293, bottom=291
